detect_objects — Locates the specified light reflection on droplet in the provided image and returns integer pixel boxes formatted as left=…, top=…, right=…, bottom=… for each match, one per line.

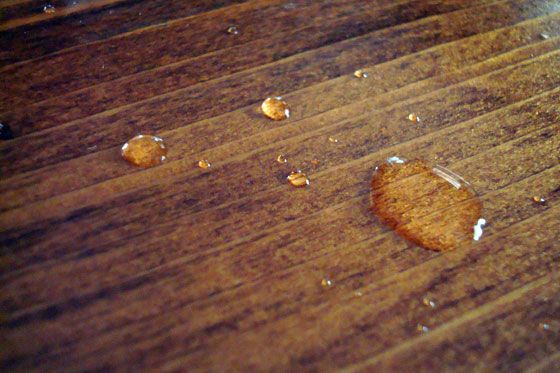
left=473, top=218, right=486, bottom=241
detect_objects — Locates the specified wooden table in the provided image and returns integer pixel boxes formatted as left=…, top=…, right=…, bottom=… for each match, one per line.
left=1, top=0, right=559, bottom=371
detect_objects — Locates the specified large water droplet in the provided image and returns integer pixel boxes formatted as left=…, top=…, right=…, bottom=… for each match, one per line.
left=370, top=158, right=483, bottom=251
left=121, top=135, right=167, bottom=168
left=261, top=97, right=290, bottom=121
left=287, top=170, right=309, bottom=187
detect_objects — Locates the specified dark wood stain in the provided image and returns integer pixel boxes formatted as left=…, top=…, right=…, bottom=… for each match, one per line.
left=0, top=0, right=559, bottom=371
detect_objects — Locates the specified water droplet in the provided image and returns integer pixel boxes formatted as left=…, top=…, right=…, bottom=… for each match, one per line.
left=540, top=33, right=550, bottom=40
left=328, top=136, right=339, bottom=143
left=198, top=159, right=211, bottom=169
left=540, top=322, right=551, bottom=331
left=354, top=69, right=369, bottom=78
left=408, top=113, right=420, bottom=123
left=321, top=278, right=333, bottom=287
left=287, top=170, right=309, bottom=187
left=371, top=158, right=483, bottom=251
left=422, top=297, right=436, bottom=308
left=416, top=324, right=430, bottom=333
left=227, top=26, right=239, bottom=35
left=0, top=123, right=14, bottom=140
left=261, top=97, right=290, bottom=121
left=276, top=154, right=288, bottom=164
left=43, top=4, right=56, bottom=13
left=121, top=135, right=167, bottom=168
left=532, top=196, right=546, bottom=204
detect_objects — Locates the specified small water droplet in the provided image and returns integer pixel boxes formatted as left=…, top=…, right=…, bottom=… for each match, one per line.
left=227, top=26, right=239, bottom=35
left=416, top=324, right=430, bottom=333
left=277, top=154, right=288, bottom=164
left=540, top=322, right=551, bottom=331
left=540, top=33, right=550, bottom=40
left=261, top=97, right=290, bottom=120
left=43, top=4, right=56, bottom=13
left=121, top=135, right=167, bottom=168
left=328, top=136, right=339, bottom=143
left=0, top=123, right=14, bottom=140
left=287, top=170, right=309, bottom=187
left=198, top=159, right=211, bottom=169
left=422, top=297, right=436, bottom=308
left=371, top=158, right=483, bottom=251
left=532, top=196, right=546, bottom=204
left=321, top=278, right=333, bottom=287
left=408, top=113, right=420, bottom=123
left=354, top=69, right=368, bottom=78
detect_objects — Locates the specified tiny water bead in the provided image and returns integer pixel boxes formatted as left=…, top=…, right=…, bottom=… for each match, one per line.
left=226, top=25, right=239, bottom=35
left=261, top=97, right=290, bottom=121
left=370, top=158, right=484, bottom=251
left=321, top=278, right=333, bottom=287
left=198, top=159, right=211, bottom=169
left=277, top=154, right=288, bottom=164
left=416, top=324, right=430, bottom=333
left=408, top=113, right=420, bottom=123
left=43, top=4, right=56, bottom=13
left=532, top=196, right=546, bottom=204
left=0, top=123, right=14, bottom=140
left=121, top=135, right=167, bottom=168
left=328, top=136, right=339, bottom=143
left=422, top=297, right=436, bottom=308
left=354, top=69, right=368, bottom=78
left=287, top=171, right=309, bottom=187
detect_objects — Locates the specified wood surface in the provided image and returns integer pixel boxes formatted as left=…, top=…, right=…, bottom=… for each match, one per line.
left=1, top=0, right=559, bottom=371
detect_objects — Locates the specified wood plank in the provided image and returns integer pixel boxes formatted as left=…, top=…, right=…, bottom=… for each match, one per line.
left=0, top=1, right=556, bottom=175
left=0, top=0, right=127, bottom=31
left=0, top=0, right=250, bottom=64
left=1, top=1, right=558, bottom=370
left=2, top=47, right=559, bottom=269
left=1, top=17, right=558, bottom=212
left=346, top=276, right=560, bottom=372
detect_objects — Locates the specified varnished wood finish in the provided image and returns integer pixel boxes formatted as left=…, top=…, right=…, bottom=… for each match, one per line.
left=1, top=0, right=559, bottom=371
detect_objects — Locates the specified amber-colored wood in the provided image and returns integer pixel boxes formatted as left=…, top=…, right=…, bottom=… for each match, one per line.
left=1, top=0, right=559, bottom=371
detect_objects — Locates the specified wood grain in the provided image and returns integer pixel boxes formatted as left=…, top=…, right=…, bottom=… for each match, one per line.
left=1, top=0, right=559, bottom=371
